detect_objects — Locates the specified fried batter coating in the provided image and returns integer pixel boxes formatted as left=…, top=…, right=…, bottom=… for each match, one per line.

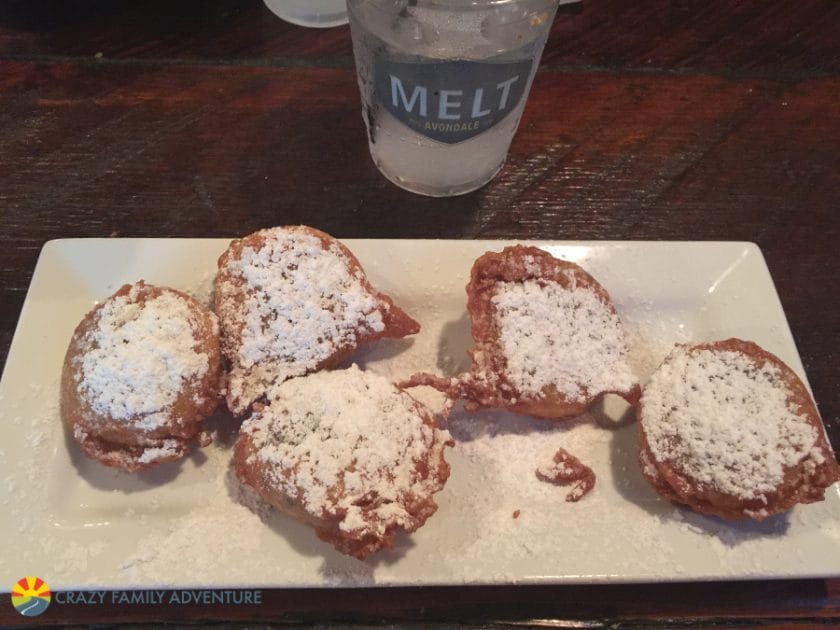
left=215, top=225, right=420, bottom=415
left=404, top=246, right=639, bottom=420
left=536, top=448, right=596, bottom=502
left=638, top=339, right=840, bottom=520
left=234, top=366, right=452, bottom=560
left=464, top=245, right=640, bottom=417
left=61, top=281, right=222, bottom=472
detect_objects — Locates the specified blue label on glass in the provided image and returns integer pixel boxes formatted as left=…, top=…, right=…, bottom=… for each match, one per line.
left=374, top=58, right=533, bottom=144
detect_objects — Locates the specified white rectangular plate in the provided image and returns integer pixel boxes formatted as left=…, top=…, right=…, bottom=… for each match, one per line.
left=1, top=239, right=838, bottom=589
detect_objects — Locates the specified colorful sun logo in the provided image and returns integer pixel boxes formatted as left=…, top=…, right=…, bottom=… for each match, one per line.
left=11, top=577, right=51, bottom=616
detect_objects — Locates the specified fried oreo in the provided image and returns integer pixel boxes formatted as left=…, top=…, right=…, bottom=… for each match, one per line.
left=61, top=281, right=222, bottom=471
left=638, top=339, right=840, bottom=519
left=215, top=226, right=420, bottom=415
left=234, top=366, right=452, bottom=559
left=451, top=245, right=639, bottom=418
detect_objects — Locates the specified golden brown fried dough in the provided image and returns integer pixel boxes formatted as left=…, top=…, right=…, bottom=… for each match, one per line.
left=535, top=448, right=597, bottom=502
left=215, top=225, right=420, bottom=415
left=234, top=366, right=452, bottom=560
left=61, top=281, right=221, bottom=472
left=638, top=339, right=840, bottom=520
left=405, top=246, right=639, bottom=420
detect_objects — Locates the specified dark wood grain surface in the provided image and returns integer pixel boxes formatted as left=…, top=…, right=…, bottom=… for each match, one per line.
left=1, top=0, right=839, bottom=627
left=5, top=580, right=840, bottom=626
left=2, top=0, right=838, bottom=75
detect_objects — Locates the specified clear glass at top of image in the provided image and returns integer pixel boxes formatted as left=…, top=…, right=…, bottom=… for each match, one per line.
left=347, top=0, right=570, bottom=197
left=263, top=0, right=349, bottom=28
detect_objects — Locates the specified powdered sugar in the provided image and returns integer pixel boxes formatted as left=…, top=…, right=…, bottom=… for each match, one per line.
left=4, top=239, right=840, bottom=589
left=490, top=280, right=637, bottom=400
left=120, top=464, right=271, bottom=586
left=241, top=366, right=450, bottom=541
left=641, top=346, right=818, bottom=500
left=137, top=440, right=181, bottom=464
left=440, top=408, right=679, bottom=579
left=76, top=284, right=210, bottom=429
left=217, top=228, right=388, bottom=413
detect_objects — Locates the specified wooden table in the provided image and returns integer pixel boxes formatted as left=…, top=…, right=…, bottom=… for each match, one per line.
left=1, top=0, right=838, bottom=626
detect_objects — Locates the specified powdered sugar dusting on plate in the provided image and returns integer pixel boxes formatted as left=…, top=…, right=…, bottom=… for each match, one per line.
left=3, top=240, right=840, bottom=588
left=119, top=464, right=270, bottom=586
left=0, top=379, right=109, bottom=579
